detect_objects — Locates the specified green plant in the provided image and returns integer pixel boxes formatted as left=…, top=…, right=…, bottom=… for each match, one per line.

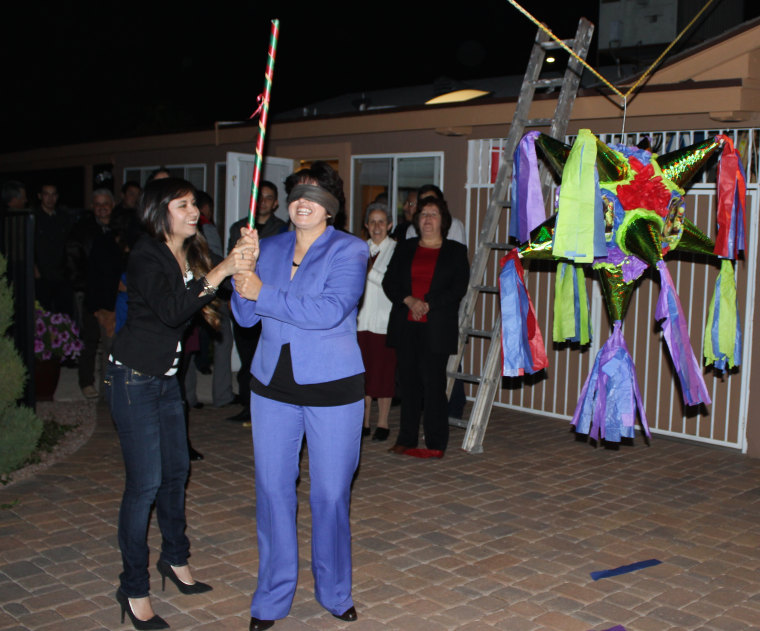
left=0, top=253, right=43, bottom=476
left=0, top=406, right=43, bottom=475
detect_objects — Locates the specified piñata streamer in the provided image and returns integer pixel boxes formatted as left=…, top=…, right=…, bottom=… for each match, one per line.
left=704, top=258, right=742, bottom=372
left=510, top=131, right=545, bottom=243
left=714, top=135, right=747, bottom=259
left=248, top=19, right=280, bottom=228
left=553, top=129, right=607, bottom=263
left=571, top=320, right=649, bottom=443
left=553, top=262, right=591, bottom=344
left=655, top=261, right=711, bottom=406
left=499, top=250, right=548, bottom=376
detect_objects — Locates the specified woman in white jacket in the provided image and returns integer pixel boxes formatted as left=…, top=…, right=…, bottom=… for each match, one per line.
left=357, top=202, right=397, bottom=441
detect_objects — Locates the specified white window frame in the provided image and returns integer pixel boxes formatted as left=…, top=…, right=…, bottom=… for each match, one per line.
left=350, top=151, right=445, bottom=230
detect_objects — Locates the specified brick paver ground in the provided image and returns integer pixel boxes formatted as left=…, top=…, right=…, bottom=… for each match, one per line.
left=2, top=396, right=760, bottom=630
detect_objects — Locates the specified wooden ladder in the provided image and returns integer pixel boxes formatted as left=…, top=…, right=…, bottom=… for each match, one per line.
left=447, top=17, right=594, bottom=453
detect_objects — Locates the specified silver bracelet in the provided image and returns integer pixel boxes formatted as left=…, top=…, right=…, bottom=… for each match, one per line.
left=200, top=276, right=218, bottom=297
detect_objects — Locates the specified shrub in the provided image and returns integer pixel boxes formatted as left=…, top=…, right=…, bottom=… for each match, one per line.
left=0, top=337, right=25, bottom=404
left=0, top=252, right=43, bottom=477
left=0, top=406, right=43, bottom=475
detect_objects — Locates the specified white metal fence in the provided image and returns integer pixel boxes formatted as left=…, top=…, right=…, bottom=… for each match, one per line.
left=464, top=128, right=760, bottom=450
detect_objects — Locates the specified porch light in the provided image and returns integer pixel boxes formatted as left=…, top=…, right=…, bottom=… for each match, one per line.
left=425, top=89, right=491, bottom=105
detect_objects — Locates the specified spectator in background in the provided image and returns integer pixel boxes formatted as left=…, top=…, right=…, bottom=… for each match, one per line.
left=391, top=190, right=416, bottom=241
left=383, top=196, right=469, bottom=458
left=115, top=180, right=142, bottom=214
left=226, top=180, right=287, bottom=423
left=357, top=202, right=396, bottom=441
left=113, top=180, right=143, bottom=245
left=78, top=189, right=122, bottom=399
left=405, top=184, right=468, bottom=419
left=2, top=180, right=27, bottom=211
left=405, top=184, right=467, bottom=245
left=34, top=183, right=75, bottom=317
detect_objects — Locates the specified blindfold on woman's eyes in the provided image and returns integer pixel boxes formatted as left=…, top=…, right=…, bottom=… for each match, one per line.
left=287, top=184, right=339, bottom=215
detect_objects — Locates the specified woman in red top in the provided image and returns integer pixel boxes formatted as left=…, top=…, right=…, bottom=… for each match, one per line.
left=382, top=197, right=469, bottom=457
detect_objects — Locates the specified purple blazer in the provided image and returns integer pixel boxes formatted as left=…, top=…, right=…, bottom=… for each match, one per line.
left=232, top=226, right=369, bottom=386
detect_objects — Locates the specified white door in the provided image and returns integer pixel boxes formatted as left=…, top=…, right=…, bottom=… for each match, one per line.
left=225, top=153, right=294, bottom=373
left=224, top=153, right=294, bottom=251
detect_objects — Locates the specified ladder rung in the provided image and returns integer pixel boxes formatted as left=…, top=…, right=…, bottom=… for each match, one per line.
left=530, top=78, right=563, bottom=89
left=464, top=327, right=492, bottom=337
left=448, top=372, right=482, bottom=383
left=495, top=199, right=511, bottom=208
left=471, top=285, right=498, bottom=295
left=525, top=118, right=553, bottom=127
left=483, top=241, right=514, bottom=250
left=540, top=39, right=573, bottom=51
left=448, top=417, right=468, bottom=429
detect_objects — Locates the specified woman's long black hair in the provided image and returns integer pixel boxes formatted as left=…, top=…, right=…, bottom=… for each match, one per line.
left=140, top=177, right=220, bottom=328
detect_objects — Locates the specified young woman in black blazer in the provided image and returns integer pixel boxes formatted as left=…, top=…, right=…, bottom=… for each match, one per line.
left=382, top=196, right=469, bottom=457
left=106, top=178, right=254, bottom=630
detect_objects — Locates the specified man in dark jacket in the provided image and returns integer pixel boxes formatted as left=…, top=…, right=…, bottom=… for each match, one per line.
left=69, top=189, right=121, bottom=398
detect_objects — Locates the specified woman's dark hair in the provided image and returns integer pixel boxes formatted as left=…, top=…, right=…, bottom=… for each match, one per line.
left=284, top=161, right=345, bottom=225
left=140, top=177, right=197, bottom=240
left=195, top=190, right=213, bottom=211
left=412, top=196, right=452, bottom=239
left=147, top=166, right=172, bottom=182
left=417, top=184, right=444, bottom=204
left=140, top=177, right=220, bottom=328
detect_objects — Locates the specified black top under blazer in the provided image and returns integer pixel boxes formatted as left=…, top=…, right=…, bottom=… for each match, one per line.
left=382, top=238, right=469, bottom=355
left=110, top=235, right=215, bottom=376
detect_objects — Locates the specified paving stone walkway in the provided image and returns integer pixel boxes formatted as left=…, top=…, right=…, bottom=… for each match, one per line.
left=2, top=398, right=760, bottom=630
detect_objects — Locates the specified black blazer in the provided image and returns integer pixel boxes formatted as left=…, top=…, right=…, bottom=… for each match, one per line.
left=383, top=238, right=469, bottom=355
left=110, top=235, right=215, bottom=376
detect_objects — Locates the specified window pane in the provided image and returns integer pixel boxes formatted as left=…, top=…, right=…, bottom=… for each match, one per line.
left=395, top=156, right=442, bottom=224
left=352, top=158, right=392, bottom=232
left=184, top=166, right=206, bottom=191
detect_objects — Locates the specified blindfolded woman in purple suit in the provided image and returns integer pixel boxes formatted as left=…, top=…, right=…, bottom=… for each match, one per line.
left=231, top=162, right=369, bottom=630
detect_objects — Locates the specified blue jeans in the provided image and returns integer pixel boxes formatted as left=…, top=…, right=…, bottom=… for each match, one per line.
left=105, top=363, right=190, bottom=597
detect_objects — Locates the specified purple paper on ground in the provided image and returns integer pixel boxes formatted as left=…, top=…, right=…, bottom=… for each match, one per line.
left=588, top=626, right=626, bottom=631
left=591, top=558, right=661, bottom=580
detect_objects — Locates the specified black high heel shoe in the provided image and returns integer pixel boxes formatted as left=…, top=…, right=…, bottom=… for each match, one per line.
left=333, top=606, right=358, bottom=621
left=156, top=559, right=213, bottom=594
left=115, top=589, right=169, bottom=630
left=249, top=617, right=275, bottom=630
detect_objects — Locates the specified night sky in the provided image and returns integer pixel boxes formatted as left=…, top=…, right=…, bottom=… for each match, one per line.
left=3, top=2, right=603, bottom=152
